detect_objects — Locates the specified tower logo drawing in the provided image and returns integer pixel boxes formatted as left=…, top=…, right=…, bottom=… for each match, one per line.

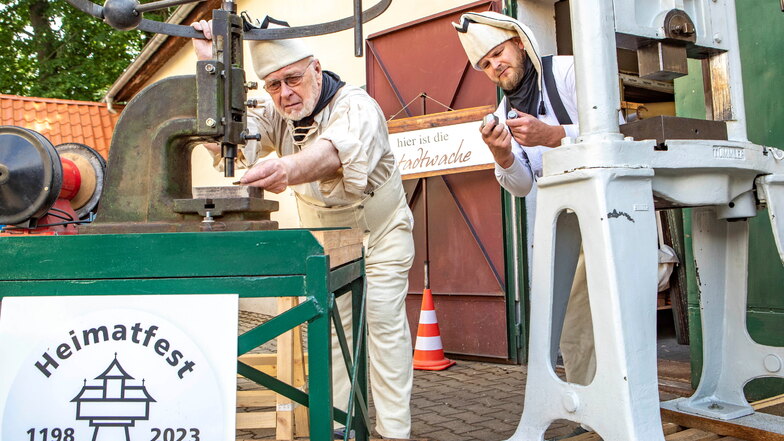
left=71, top=355, right=155, bottom=441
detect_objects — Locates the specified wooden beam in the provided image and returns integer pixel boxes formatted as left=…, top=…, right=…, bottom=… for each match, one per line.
left=387, top=105, right=495, bottom=134
left=401, top=164, right=494, bottom=181
left=753, top=394, right=784, bottom=411
left=237, top=389, right=276, bottom=407
left=236, top=411, right=276, bottom=430
left=661, top=406, right=784, bottom=440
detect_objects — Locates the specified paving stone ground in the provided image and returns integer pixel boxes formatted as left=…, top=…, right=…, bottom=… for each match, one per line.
left=236, top=311, right=691, bottom=441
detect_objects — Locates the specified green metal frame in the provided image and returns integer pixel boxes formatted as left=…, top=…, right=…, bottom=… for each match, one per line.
left=502, top=190, right=529, bottom=363
left=0, top=229, right=368, bottom=441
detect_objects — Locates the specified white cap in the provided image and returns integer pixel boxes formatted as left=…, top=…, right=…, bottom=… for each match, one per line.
left=452, top=11, right=542, bottom=79
left=249, top=17, right=314, bottom=79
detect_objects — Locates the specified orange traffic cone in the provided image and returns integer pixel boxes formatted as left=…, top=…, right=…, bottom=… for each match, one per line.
left=413, top=288, right=455, bottom=370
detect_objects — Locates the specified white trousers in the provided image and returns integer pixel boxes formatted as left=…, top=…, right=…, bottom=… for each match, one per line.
left=331, top=207, right=415, bottom=439
left=561, top=250, right=597, bottom=386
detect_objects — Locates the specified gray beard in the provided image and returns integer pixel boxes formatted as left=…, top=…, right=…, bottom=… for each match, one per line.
left=281, top=80, right=321, bottom=121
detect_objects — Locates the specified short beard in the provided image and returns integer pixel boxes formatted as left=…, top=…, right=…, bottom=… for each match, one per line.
left=281, top=79, right=321, bottom=121
left=498, top=50, right=526, bottom=91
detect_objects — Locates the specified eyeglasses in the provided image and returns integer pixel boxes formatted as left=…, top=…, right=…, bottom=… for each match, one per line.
left=263, top=60, right=315, bottom=93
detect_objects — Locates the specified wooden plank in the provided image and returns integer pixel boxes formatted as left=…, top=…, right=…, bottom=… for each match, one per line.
left=661, top=209, right=690, bottom=345
left=239, top=353, right=279, bottom=366
left=664, top=422, right=684, bottom=435
left=387, top=105, right=495, bottom=134
left=293, top=321, right=310, bottom=436
left=753, top=394, right=784, bottom=411
left=239, top=353, right=309, bottom=366
left=661, top=406, right=784, bottom=441
left=237, top=389, right=276, bottom=407
left=665, top=428, right=721, bottom=440
left=276, top=297, right=296, bottom=440
left=401, top=163, right=495, bottom=181
left=324, top=244, right=364, bottom=269
left=237, top=365, right=276, bottom=377
left=236, top=411, right=276, bottom=430
left=310, top=229, right=364, bottom=268
left=706, top=52, right=734, bottom=122
left=310, top=228, right=364, bottom=249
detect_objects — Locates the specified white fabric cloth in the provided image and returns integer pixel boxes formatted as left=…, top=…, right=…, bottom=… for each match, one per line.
left=453, top=20, right=516, bottom=69
left=561, top=250, right=596, bottom=386
left=452, top=11, right=544, bottom=90
left=241, top=85, right=415, bottom=438
left=657, top=244, right=680, bottom=292
left=248, top=19, right=314, bottom=79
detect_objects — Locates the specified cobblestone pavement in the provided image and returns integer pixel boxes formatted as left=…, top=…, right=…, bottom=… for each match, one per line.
left=236, top=311, right=691, bottom=441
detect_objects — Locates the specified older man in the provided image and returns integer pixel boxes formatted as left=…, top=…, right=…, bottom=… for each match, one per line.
left=192, top=18, right=415, bottom=440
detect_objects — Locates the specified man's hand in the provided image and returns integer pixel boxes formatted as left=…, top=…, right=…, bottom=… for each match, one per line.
left=480, top=119, right=514, bottom=168
left=506, top=109, right=565, bottom=148
left=240, top=158, right=290, bottom=194
left=191, top=20, right=213, bottom=61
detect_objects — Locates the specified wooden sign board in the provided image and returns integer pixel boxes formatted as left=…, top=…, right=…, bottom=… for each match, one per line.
left=387, top=105, right=497, bottom=180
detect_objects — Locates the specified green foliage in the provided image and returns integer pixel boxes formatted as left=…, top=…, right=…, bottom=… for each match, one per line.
left=0, top=0, right=162, bottom=101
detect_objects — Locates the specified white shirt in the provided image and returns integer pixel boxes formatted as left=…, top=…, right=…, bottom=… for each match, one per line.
left=243, top=84, right=396, bottom=207
left=493, top=55, right=579, bottom=198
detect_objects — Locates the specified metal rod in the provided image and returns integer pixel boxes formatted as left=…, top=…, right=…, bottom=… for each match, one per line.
left=423, top=178, right=430, bottom=290
left=354, top=0, right=363, bottom=56
left=135, top=0, right=205, bottom=13
left=568, top=0, right=622, bottom=139
left=366, top=41, right=412, bottom=117
left=221, top=0, right=236, bottom=12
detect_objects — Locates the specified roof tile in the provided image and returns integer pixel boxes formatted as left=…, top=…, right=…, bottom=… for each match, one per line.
left=0, top=94, right=120, bottom=158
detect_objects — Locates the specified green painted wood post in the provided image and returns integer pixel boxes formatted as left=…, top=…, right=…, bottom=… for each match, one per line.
left=306, top=255, right=334, bottom=441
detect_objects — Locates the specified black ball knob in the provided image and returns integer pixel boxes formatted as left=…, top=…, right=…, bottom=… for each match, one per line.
left=103, top=0, right=142, bottom=31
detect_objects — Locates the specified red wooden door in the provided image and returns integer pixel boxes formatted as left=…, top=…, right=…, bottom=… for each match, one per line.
left=368, top=1, right=510, bottom=359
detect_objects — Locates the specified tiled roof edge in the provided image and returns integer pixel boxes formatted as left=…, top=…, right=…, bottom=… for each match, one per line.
left=0, top=94, right=107, bottom=108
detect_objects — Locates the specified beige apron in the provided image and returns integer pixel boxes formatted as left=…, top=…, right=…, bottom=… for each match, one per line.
left=295, top=168, right=407, bottom=250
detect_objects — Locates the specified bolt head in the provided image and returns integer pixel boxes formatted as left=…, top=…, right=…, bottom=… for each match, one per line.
left=764, top=354, right=782, bottom=373
left=205, top=118, right=217, bottom=128
left=562, top=392, right=580, bottom=413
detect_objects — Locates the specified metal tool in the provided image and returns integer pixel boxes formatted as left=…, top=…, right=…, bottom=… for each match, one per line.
left=481, top=113, right=498, bottom=128
left=63, top=0, right=393, bottom=233
left=509, top=2, right=784, bottom=441
left=0, top=126, right=106, bottom=234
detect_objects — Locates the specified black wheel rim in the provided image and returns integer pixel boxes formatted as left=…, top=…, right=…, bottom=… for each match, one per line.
left=0, top=126, right=62, bottom=225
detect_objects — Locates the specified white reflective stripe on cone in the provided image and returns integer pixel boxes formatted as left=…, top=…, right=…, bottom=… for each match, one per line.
left=418, top=309, right=438, bottom=324
left=415, top=335, right=444, bottom=351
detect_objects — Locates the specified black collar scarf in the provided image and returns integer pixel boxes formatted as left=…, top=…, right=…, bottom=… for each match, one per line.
left=503, top=55, right=543, bottom=117
left=292, top=70, right=345, bottom=142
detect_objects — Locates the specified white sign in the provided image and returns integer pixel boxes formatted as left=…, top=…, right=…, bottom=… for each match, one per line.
left=389, top=121, right=494, bottom=176
left=0, top=294, right=238, bottom=441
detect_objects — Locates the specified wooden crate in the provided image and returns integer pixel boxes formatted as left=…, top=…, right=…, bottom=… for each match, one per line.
left=236, top=298, right=310, bottom=439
